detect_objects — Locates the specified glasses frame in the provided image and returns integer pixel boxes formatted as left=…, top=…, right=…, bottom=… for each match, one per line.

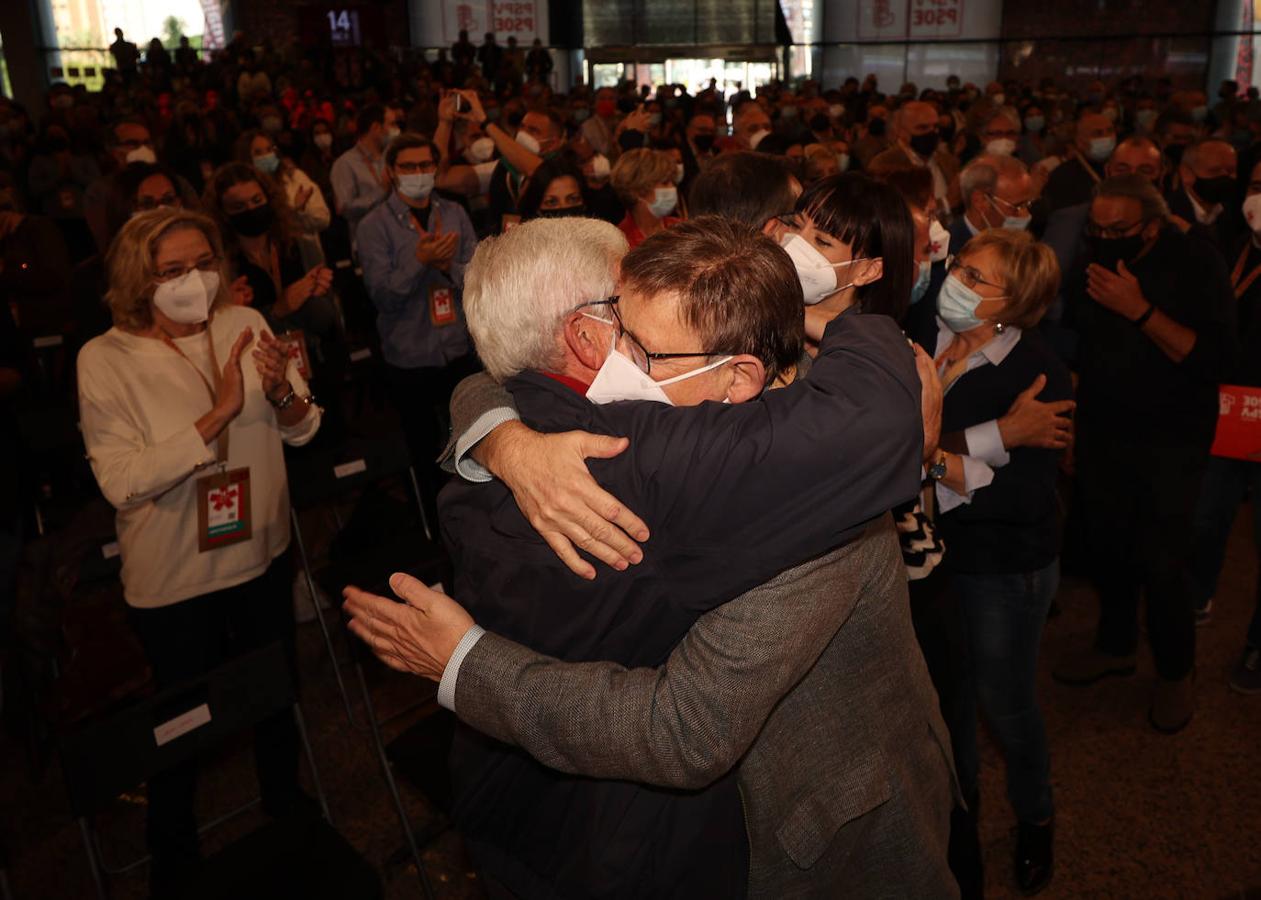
left=945, top=255, right=1007, bottom=292
left=580, top=297, right=715, bottom=375
left=154, top=256, right=221, bottom=283
left=1084, top=219, right=1145, bottom=240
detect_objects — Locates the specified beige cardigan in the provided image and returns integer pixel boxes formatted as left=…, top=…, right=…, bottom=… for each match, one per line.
left=77, top=305, right=320, bottom=607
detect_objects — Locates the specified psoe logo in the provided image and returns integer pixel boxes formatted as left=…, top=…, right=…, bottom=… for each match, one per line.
left=872, top=0, right=896, bottom=28
left=1220, top=391, right=1237, bottom=417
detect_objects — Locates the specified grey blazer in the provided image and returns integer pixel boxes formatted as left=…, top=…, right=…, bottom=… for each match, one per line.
left=452, top=513, right=961, bottom=899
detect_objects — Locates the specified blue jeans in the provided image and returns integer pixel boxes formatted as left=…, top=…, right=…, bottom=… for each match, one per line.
left=951, top=560, right=1058, bottom=824
left=1190, top=456, right=1261, bottom=648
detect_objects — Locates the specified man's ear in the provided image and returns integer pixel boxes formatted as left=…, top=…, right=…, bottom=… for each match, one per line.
left=726, top=354, right=768, bottom=403
left=854, top=257, right=884, bottom=287
left=563, top=312, right=610, bottom=372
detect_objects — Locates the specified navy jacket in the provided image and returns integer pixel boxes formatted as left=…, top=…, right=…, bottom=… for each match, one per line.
left=440, top=311, right=924, bottom=899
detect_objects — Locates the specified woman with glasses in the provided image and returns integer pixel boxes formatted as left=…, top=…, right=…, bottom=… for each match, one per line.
left=907, top=229, right=1071, bottom=896
left=76, top=207, right=321, bottom=895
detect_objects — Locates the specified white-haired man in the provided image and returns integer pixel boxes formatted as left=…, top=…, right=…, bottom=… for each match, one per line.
left=345, top=216, right=960, bottom=898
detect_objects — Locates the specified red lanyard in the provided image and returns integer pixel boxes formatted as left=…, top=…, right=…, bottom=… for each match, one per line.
left=1231, top=244, right=1261, bottom=299
left=161, top=320, right=229, bottom=463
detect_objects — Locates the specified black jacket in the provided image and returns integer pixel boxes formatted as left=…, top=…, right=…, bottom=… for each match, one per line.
left=1043, top=155, right=1103, bottom=215
left=1165, top=186, right=1243, bottom=259
left=1226, top=234, right=1261, bottom=387
left=1064, top=225, right=1238, bottom=448
left=440, top=312, right=923, bottom=899
left=907, top=303, right=1072, bottom=574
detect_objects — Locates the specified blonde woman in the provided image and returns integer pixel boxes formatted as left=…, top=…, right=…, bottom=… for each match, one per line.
left=76, top=207, right=320, bottom=894
left=609, top=148, right=681, bottom=248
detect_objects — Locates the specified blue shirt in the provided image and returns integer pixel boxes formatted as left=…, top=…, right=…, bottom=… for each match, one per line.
left=358, top=192, right=475, bottom=369
left=329, top=143, right=388, bottom=245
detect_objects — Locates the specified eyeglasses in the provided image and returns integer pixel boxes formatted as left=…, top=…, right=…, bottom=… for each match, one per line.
left=155, top=256, right=220, bottom=282
left=581, top=297, right=716, bottom=375
left=395, top=160, right=437, bottom=174
left=946, top=256, right=1006, bottom=292
left=137, top=193, right=178, bottom=210
left=987, top=193, right=1032, bottom=215
left=1084, top=220, right=1143, bottom=239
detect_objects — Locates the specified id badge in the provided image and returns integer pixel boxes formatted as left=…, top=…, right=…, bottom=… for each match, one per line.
left=276, top=330, right=312, bottom=381
left=429, top=285, right=458, bottom=327
left=196, top=467, right=253, bottom=552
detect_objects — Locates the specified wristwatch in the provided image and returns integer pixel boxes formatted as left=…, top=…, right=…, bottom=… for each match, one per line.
left=928, top=450, right=949, bottom=482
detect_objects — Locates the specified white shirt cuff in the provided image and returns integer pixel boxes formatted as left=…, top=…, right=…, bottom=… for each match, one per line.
left=436, top=624, right=486, bottom=711
left=450, top=408, right=520, bottom=483
left=965, top=420, right=1010, bottom=468
left=935, top=455, right=995, bottom=514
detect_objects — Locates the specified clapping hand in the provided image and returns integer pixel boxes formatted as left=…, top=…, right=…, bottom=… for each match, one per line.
left=252, top=330, right=291, bottom=398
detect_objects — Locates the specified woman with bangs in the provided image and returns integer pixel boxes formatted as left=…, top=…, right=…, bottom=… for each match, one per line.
left=778, top=172, right=916, bottom=332
left=76, top=207, right=322, bottom=895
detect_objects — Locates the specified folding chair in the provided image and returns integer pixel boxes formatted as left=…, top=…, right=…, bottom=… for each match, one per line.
left=58, top=642, right=379, bottom=900
left=286, top=432, right=452, bottom=899
left=286, top=432, right=439, bottom=724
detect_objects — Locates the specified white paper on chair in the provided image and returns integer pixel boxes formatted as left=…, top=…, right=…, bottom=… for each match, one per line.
left=153, top=703, right=212, bottom=746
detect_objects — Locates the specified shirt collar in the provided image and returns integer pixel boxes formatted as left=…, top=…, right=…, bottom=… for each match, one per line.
left=541, top=371, right=591, bottom=395
left=1185, top=185, right=1222, bottom=224
left=964, top=212, right=983, bottom=237
left=933, top=316, right=1023, bottom=367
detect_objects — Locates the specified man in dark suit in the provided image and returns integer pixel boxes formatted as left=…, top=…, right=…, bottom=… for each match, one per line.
left=949, top=153, right=1037, bottom=254
left=1165, top=138, right=1242, bottom=255
left=1042, top=111, right=1116, bottom=214
left=345, top=216, right=958, bottom=898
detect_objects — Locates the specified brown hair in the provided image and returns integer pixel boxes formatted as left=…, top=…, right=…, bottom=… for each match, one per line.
left=619, top=215, right=803, bottom=384
left=104, top=208, right=230, bottom=332
left=871, top=164, right=935, bottom=208
left=201, top=161, right=297, bottom=254
left=610, top=148, right=676, bottom=208
left=958, top=229, right=1060, bottom=329
left=385, top=131, right=440, bottom=169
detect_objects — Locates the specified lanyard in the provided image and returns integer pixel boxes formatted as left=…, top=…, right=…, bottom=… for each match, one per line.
left=1070, top=147, right=1102, bottom=184
left=1231, top=243, right=1261, bottom=299
left=161, top=320, right=229, bottom=463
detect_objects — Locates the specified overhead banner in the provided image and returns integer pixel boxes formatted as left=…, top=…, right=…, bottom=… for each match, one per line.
left=829, top=0, right=999, bottom=43
left=440, top=0, right=546, bottom=45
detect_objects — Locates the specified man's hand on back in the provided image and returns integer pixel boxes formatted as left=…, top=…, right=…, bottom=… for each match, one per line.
left=475, top=421, right=651, bottom=580
left=914, top=343, right=942, bottom=463
left=997, top=374, right=1075, bottom=450
left=343, top=574, right=473, bottom=681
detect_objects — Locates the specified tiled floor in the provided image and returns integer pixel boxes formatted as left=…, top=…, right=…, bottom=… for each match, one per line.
left=3, top=503, right=1259, bottom=899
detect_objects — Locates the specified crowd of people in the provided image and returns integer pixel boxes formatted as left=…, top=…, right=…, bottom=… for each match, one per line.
left=1, top=24, right=1259, bottom=900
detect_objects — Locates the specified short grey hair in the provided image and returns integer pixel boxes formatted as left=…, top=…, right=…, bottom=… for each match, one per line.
left=1094, top=174, right=1170, bottom=221
left=959, top=153, right=1028, bottom=203
left=463, top=217, right=629, bottom=382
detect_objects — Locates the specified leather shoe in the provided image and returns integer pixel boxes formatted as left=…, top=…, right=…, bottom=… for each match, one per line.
left=1014, top=819, right=1053, bottom=895
left=1051, top=646, right=1136, bottom=686
left=1149, top=672, right=1195, bottom=734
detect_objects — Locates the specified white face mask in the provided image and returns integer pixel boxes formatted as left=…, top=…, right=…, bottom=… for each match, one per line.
left=397, top=172, right=435, bottom=200
left=584, top=318, right=733, bottom=405
left=829, top=104, right=845, bottom=119
left=928, top=219, right=951, bottom=262
left=516, top=129, right=541, bottom=154
left=648, top=186, right=678, bottom=218
left=985, top=138, right=1017, bottom=157
left=153, top=269, right=219, bottom=324
left=126, top=145, right=157, bottom=165
left=313, top=133, right=333, bottom=149
left=590, top=154, right=611, bottom=179
left=1087, top=135, right=1116, bottom=162
left=836, top=152, right=851, bottom=172
left=781, top=233, right=874, bottom=305
left=1243, top=193, right=1261, bottom=233
left=467, top=136, right=495, bottom=163
left=674, top=163, right=685, bottom=185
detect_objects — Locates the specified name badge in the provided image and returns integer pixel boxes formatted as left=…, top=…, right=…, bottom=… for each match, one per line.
left=196, top=467, right=253, bottom=552
left=276, top=330, right=312, bottom=381
left=430, top=285, right=457, bottom=327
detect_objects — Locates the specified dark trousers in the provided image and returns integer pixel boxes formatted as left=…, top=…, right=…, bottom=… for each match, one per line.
left=1190, top=455, right=1261, bottom=648
left=383, top=355, right=480, bottom=529
left=129, top=553, right=300, bottom=867
left=951, top=561, right=1058, bottom=825
left=1077, top=430, right=1206, bottom=680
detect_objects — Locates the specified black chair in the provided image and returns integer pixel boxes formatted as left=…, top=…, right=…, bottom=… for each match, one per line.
left=58, top=641, right=379, bottom=900
left=286, top=432, right=450, bottom=899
